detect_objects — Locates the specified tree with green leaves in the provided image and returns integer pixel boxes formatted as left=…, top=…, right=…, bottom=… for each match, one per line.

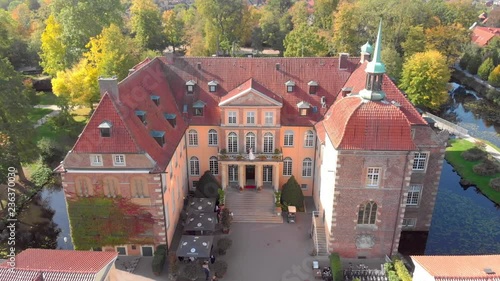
left=130, top=0, right=165, bottom=51
left=162, top=9, right=184, bottom=53
left=281, top=175, right=304, bottom=210
left=478, top=57, right=495, bottom=81
left=194, top=170, right=222, bottom=199
left=314, top=0, right=338, bottom=30
left=331, top=1, right=364, bottom=55
left=259, top=9, right=291, bottom=56
left=399, top=50, right=450, bottom=111
left=425, top=24, right=469, bottom=66
left=40, top=15, right=67, bottom=76
left=284, top=24, right=328, bottom=57
left=0, top=58, right=37, bottom=182
left=381, top=45, right=402, bottom=82
left=401, top=25, right=425, bottom=60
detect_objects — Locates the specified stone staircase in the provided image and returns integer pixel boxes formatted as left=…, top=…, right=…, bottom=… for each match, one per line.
left=225, top=187, right=283, bottom=223
left=313, top=214, right=329, bottom=256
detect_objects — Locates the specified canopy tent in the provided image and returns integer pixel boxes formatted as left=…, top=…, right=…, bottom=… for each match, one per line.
left=184, top=212, right=217, bottom=233
left=176, top=235, right=214, bottom=259
left=187, top=198, right=216, bottom=213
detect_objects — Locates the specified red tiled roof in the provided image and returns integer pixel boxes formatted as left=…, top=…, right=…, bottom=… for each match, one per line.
left=131, top=57, right=152, bottom=71
left=471, top=26, right=500, bottom=47
left=160, top=56, right=359, bottom=126
left=220, top=78, right=283, bottom=105
left=0, top=269, right=42, bottom=281
left=0, top=249, right=117, bottom=273
left=412, top=255, right=500, bottom=279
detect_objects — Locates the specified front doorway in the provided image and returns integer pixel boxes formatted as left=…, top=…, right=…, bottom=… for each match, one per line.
left=245, top=165, right=255, bottom=188
left=141, top=246, right=154, bottom=256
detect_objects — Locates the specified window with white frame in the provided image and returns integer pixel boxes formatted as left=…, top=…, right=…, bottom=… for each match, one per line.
left=90, top=154, right=103, bottom=166
left=190, top=156, right=200, bottom=176
left=357, top=201, right=377, bottom=225
left=246, top=112, right=255, bottom=125
left=406, top=185, right=422, bottom=206
left=188, top=130, right=198, bottom=146
left=366, top=167, right=381, bottom=187
left=265, top=112, right=273, bottom=125
left=113, top=154, right=125, bottom=166
left=402, top=218, right=417, bottom=228
left=302, top=158, right=312, bottom=177
left=209, top=156, right=219, bottom=175
left=208, top=129, right=218, bottom=146
left=263, top=132, right=274, bottom=153
left=283, top=157, right=292, bottom=176
left=263, top=165, right=272, bottom=182
left=246, top=132, right=256, bottom=153
left=305, top=130, right=314, bottom=147
left=284, top=130, right=294, bottom=146
left=229, top=165, right=238, bottom=182
left=227, top=132, right=238, bottom=153
left=228, top=111, right=237, bottom=125
left=413, top=152, right=428, bottom=171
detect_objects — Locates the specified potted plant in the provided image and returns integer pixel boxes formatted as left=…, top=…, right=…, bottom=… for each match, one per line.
left=220, top=148, right=227, bottom=154
left=257, top=155, right=267, bottom=161
left=182, top=263, right=202, bottom=281
left=236, top=154, right=244, bottom=160
left=275, top=202, right=282, bottom=216
left=217, top=237, right=233, bottom=255
left=152, top=245, right=167, bottom=275
left=221, top=208, right=232, bottom=233
left=213, top=260, right=228, bottom=278
left=218, top=189, right=225, bottom=205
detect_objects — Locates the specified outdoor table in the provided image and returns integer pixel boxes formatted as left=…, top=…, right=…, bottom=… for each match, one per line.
left=187, top=198, right=216, bottom=213
left=184, top=212, right=217, bottom=235
left=176, top=235, right=214, bottom=260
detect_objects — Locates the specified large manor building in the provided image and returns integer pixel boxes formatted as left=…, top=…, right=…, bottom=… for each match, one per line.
left=59, top=25, right=447, bottom=258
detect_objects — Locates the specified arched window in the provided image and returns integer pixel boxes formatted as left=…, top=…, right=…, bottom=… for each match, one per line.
left=208, top=129, right=218, bottom=146
left=103, top=176, right=119, bottom=197
left=227, top=132, right=238, bottom=153
left=284, top=130, right=294, bottom=147
left=357, top=201, right=377, bottom=225
left=209, top=156, right=219, bottom=175
left=302, top=158, right=312, bottom=177
left=283, top=157, right=292, bottom=176
left=263, top=132, right=274, bottom=153
left=190, top=156, right=200, bottom=176
left=246, top=132, right=256, bottom=153
left=305, top=130, right=314, bottom=147
left=75, top=176, right=92, bottom=197
left=188, top=130, right=198, bottom=146
left=131, top=177, right=149, bottom=198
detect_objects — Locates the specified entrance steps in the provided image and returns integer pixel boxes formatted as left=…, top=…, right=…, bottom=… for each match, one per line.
left=315, top=225, right=329, bottom=256
left=225, top=188, right=283, bottom=224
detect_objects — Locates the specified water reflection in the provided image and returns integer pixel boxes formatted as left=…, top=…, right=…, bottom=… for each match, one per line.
left=426, top=162, right=500, bottom=255
left=41, top=187, right=73, bottom=249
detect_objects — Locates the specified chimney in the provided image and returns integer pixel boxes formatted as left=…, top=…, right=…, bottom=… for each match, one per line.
left=98, top=76, right=119, bottom=100
left=128, top=69, right=135, bottom=76
left=339, top=53, right=349, bottom=70
left=164, top=51, right=175, bottom=64
left=361, top=53, right=371, bottom=64
left=341, top=87, right=352, bottom=97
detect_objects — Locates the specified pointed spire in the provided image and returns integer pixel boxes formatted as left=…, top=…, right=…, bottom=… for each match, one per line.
left=365, top=19, right=385, bottom=74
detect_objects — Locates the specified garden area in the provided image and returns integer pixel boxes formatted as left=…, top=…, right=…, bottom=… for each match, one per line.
left=445, top=138, right=500, bottom=204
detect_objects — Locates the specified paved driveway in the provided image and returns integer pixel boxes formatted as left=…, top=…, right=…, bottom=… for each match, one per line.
left=221, top=213, right=331, bottom=281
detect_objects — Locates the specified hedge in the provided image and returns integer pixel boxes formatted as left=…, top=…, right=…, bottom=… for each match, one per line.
left=152, top=244, right=167, bottom=274
left=329, top=253, right=342, bottom=281
left=394, top=259, right=412, bottom=281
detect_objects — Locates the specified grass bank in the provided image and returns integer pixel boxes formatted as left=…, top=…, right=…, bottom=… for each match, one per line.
left=445, top=138, right=500, bottom=204
left=28, top=108, right=53, bottom=123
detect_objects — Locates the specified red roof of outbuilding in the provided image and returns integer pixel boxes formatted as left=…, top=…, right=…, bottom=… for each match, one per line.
left=412, top=255, right=500, bottom=279
left=0, top=249, right=117, bottom=273
left=471, top=26, right=500, bottom=47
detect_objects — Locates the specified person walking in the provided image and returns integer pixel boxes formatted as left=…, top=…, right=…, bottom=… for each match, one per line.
left=202, top=260, right=210, bottom=281
left=210, top=254, right=216, bottom=264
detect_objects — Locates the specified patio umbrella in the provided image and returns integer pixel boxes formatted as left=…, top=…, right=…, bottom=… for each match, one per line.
left=184, top=212, right=217, bottom=234
left=187, top=198, right=216, bottom=213
left=176, top=235, right=214, bottom=259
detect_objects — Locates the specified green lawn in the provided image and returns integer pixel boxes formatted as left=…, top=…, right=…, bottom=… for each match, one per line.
left=36, top=92, right=58, bottom=105
left=70, top=107, right=91, bottom=123
left=28, top=108, right=53, bottom=123
left=445, top=138, right=500, bottom=204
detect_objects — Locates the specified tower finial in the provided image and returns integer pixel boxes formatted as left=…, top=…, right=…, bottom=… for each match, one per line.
left=365, top=19, right=385, bottom=74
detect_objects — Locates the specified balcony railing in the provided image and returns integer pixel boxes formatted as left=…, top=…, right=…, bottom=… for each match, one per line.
left=218, top=151, right=283, bottom=162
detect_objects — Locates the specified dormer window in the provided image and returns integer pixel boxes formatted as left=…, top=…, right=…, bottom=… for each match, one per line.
left=98, top=121, right=112, bottom=137
left=285, top=80, right=295, bottom=92
left=151, top=95, right=160, bottom=106
left=150, top=131, right=165, bottom=147
left=297, top=101, right=310, bottom=116
left=208, top=80, right=218, bottom=92
left=308, top=81, right=318, bottom=95
left=164, top=113, right=176, bottom=128
left=186, top=80, right=196, bottom=93
left=135, top=110, right=147, bottom=124
left=193, top=100, right=206, bottom=116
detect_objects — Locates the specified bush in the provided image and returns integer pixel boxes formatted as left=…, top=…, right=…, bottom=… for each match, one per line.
left=30, top=162, right=56, bottom=188
left=329, top=253, right=342, bottom=281
left=217, top=237, right=233, bottom=255
left=281, top=175, right=304, bottom=210
left=478, top=57, right=495, bottom=81
left=37, top=137, right=66, bottom=166
left=473, top=159, right=500, bottom=176
left=151, top=244, right=167, bottom=274
left=394, top=259, right=412, bottom=281
left=221, top=208, right=232, bottom=231
left=195, top=170, right=222, bottom=198
left=490, top=177, right=500, bottom=191
left=466, top=53, right=482, bottom=75
left=213, top=260, right=228, bottom=278
left=461, top=147, right=487, bottom=161
left=182, top=263, right=202, bottom=280
left=488, top=64, right=500, bottom=87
